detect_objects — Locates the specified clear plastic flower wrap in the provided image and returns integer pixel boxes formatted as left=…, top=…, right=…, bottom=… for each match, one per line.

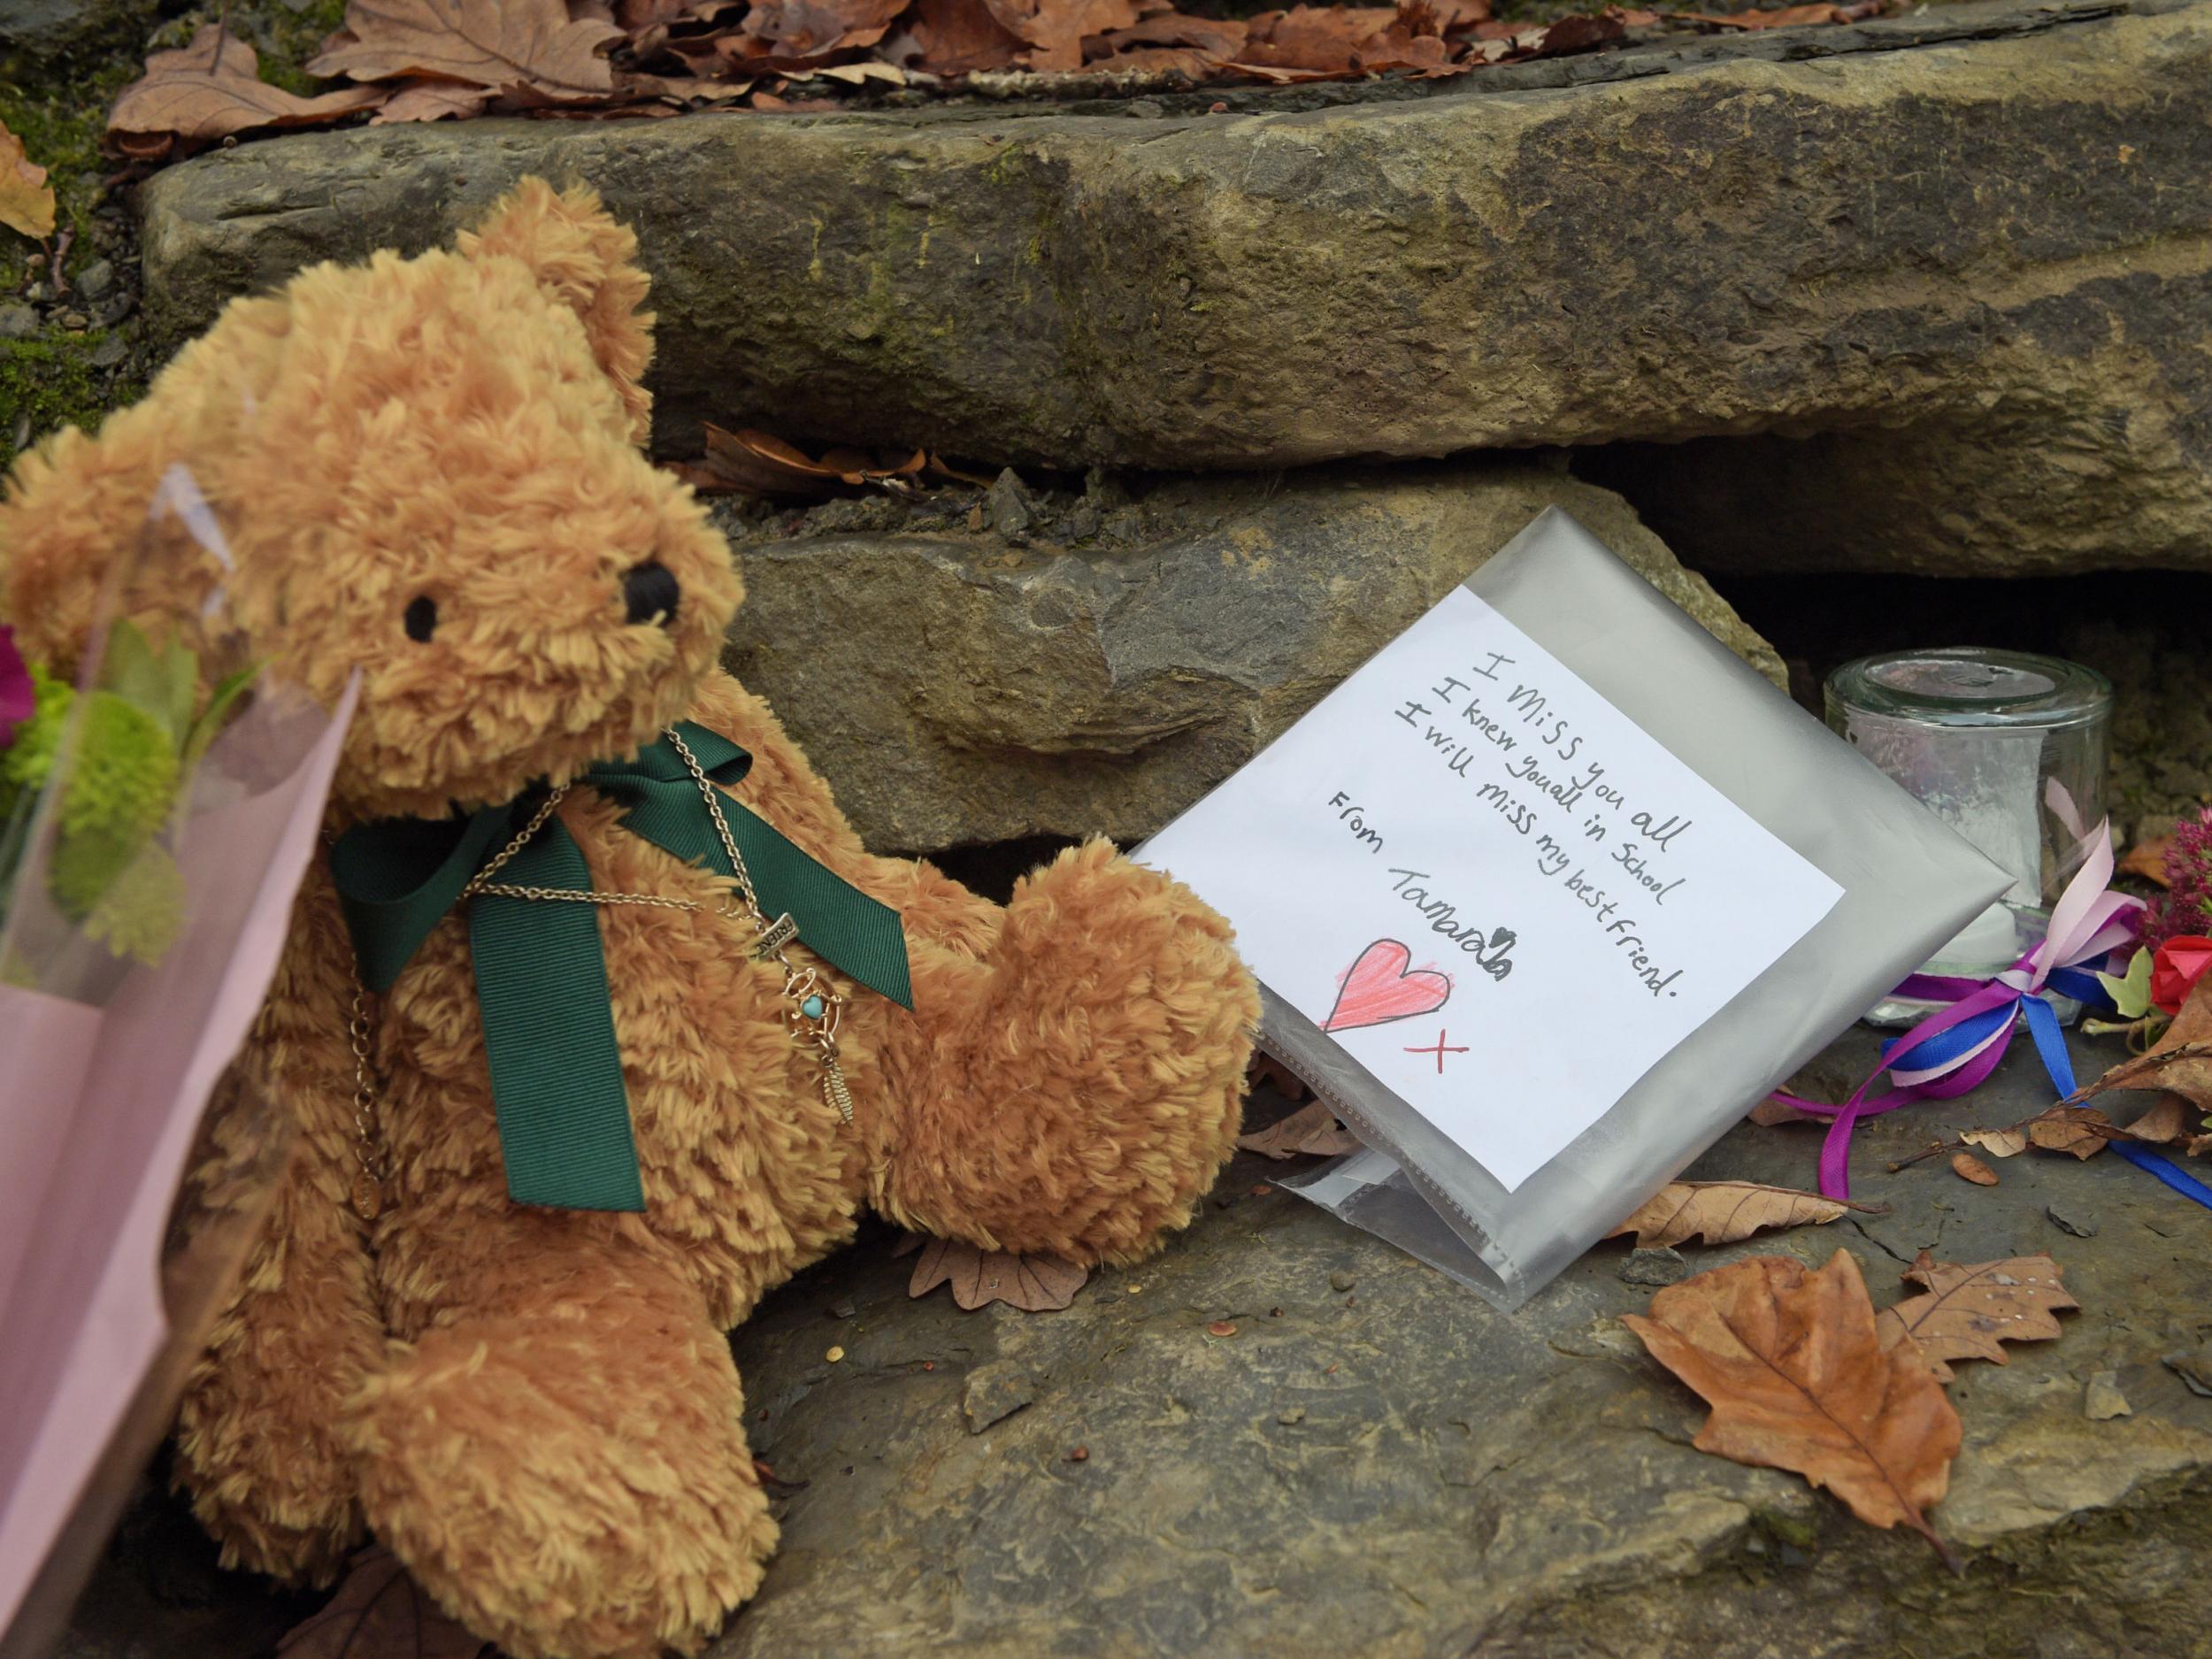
left=0, top=467, right=357, bottom=1652
left=1140, top=509, right=2010, bottom=1310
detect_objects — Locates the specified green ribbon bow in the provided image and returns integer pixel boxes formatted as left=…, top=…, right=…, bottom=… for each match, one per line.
left=330, top=722, right=911, bottom=1212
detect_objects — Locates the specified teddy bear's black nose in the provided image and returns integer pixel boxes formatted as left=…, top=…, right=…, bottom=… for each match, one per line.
left=623, top=561, right=680, bottom=627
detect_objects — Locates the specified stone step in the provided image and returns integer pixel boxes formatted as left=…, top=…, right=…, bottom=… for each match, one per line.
left=706, top=1025, right=2212, bottom=1659
left=717, top=462, right=1778, bottom=853
left=136, top=0, right=2212, bottom=575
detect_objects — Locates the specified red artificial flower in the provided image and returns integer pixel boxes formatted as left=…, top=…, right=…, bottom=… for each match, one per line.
left=2151, top=934, right=2212, bottom=1016
left=0, top=626, right=31, bottom=749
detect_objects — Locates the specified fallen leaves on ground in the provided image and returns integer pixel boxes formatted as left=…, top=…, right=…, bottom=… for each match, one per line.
left=1678, top=0, right=1879, bottom=24
left=1623, top=1250, right=1960, bottom=1563
left=1871, top=1250, right=2077, bottom=1383
left=109, top=26, right=388, bottom=158
left=109, top=0, right=1897, bottom=146
left=276, top=1545, right=488, bottom=1658
left=0, top=119, right=55, bottom=240
left=1248, top=1053, right=1311, bottom=1102
left=1959, top=1125, right=2026, bottom=1159
left=1238, top=1100, right=1361, bottom=1159
left=2024, top=1104, right=2116, bottom=1160
left=909, top=1235, right=1088, bottom=1310
left=1608, top=1179, right=1865, bottom=1248
left=675, top=423, right=928, bottom=499
left=310, top=0, right=625, bottom=100
left=1949, top=1151, right=1999, bottom=1187
left=1747, top=1096, right=1825, bottom=1126
left=2076, top=969, right=2212, bottom=1118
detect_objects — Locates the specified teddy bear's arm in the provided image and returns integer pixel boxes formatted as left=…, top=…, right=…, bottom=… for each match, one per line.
left=171, top=873, right=386, bottom=1584
left=685, top=667, right=1260, bottom=1264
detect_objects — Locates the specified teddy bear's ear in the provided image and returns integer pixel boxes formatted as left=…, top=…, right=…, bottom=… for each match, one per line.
left=457, top=178, right=656, bottom=442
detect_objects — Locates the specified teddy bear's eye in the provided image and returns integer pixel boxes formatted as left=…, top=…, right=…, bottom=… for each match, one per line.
left=403, top=595, right=439, bottom=642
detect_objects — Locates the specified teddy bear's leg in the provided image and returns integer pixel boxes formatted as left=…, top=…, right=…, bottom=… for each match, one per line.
left=172, top=1128, right=384, bottom=1584
left=345, top=1215, right=772, bottom=1659
left=872, top=837, right=1260, bottom=1265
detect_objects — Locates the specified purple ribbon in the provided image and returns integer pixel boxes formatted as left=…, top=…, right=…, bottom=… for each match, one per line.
left=1769, top=826, right=2142, bottom=1199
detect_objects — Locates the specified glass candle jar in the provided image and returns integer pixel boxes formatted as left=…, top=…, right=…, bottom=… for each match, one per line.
left=1825, top=649, right=2111, bottom=1024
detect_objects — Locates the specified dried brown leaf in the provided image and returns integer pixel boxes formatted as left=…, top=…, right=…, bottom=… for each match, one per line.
left=1748, top=1096, right=1824, bottom=1127
left=1872, top=1250, right=2078, bottom=1383
left=277, top=1544, right=488, bottom=1658
left=981, top=0, right=1146, bottom=72
left=369, top=80, right=495, bottom=122
left=1237, top=1101, right=1360, bottom=1160
left=1236, top=4, right=1399, bottom=69
left=691, top=424, right=925, bottom=497
left=310, top=0, right=623, bottom=98
left=2024, top=1104, right=2115, bottom=1160
left=897, top=0, right=1030, bottom=73
left=1678, top=0, right=1882, bottom=27
left=724, top=0, right=909, bottom=66
left=1608, top=1180, right=1857, bottom=1248
left=909, top=1236, right=1088, bottom=1311
left=2119, top=1092, right=2192, bottom=1146
left=2119, top=833, right=2173, bottom=887
left=1087, top=12, right=1249, bottom=59
left=1960, top=1126, right=2026, bottom=1159
left=2076, top=970, right=2212, bottom=1114
left=0, top=119, right=55, bottom=240
left=1949, top=1152, right=1999, bottom=1187
left=110, top=26, right=387, bottom=154
left=1248, top=1053, right=1311, bottom=1102
left=1623, top=1250, right=1960, bottom=1558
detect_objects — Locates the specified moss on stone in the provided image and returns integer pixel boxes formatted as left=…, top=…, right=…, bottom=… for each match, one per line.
left=0, top=333, right=139, bottom=470
left=0, top=53, right=137, bottom=290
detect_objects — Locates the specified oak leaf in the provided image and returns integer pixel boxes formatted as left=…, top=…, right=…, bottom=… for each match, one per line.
left=109, top=26, right=387, bottom=156
left=910, top=1236, right=1088, bottom=1311
left=1607, top=1179, right=1858, bottom=1248
left=1949, top=1151, right=1999, bottom=1187
left=0, top=119, right=55, bottom=241
left=1623, top=1250, right=1960, bottom=1560
left=1872, top=1250, right=2078, bottom=1383
left=310, top=0, right=623, bottom=100
left=1237, top=1101, right=1360, bottom=1159
left=2075, top=970, right=2212, bottom=1116
left=276, top=1545, right=488, bottom=1658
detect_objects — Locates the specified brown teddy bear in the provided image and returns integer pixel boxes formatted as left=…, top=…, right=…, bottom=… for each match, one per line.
left=0, top=179, right=1257, bottom=1658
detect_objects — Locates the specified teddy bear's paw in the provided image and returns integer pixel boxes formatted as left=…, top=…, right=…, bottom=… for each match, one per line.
left=893, top=839, right=1260, bottom=1265
left=345, top=1263, right=777, bottom=1659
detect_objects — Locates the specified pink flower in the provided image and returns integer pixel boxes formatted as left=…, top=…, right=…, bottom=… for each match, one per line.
left=2137, top=808, right=2212, bottom=957
left=0, top=626, right=31, bottom=749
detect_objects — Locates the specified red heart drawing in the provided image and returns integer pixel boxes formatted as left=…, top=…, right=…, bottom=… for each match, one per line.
left=1322, top=939, right=1453, bottom=1033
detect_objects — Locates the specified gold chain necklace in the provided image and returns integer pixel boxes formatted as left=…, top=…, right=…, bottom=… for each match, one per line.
left=347, top=727, right=854, bottom=1221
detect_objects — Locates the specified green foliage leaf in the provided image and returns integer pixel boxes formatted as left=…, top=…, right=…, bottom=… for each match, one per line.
left=181, top=659, right=260, bottom=771
left=97, top=618, right=197, bottom=742
left=2098, top=947, right=2155, bottom=1020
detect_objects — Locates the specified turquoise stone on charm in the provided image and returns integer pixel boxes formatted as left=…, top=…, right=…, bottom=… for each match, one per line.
left=801, top=994, right=826, bottom=1020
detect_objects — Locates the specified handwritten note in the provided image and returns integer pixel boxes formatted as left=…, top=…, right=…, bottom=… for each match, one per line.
left=1139, top=588, right=1842, bottom=1191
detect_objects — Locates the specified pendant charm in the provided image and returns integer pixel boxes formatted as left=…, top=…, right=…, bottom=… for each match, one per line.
left=820, top=1056, right=855, bottom=1125
left=350, top=1171, right=383, bottom=1222
left=752, top=912, right=799, bottom=959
